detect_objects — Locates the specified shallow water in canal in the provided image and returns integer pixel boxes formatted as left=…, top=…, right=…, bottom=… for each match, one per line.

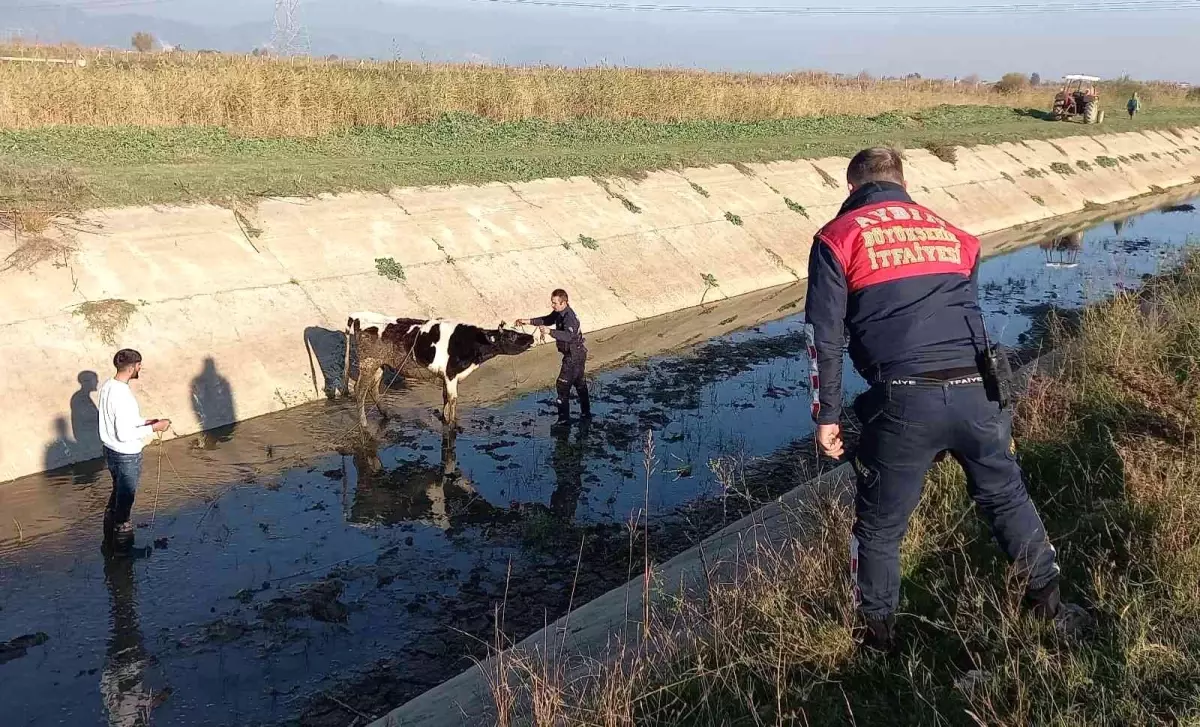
left=1, top=194, right=1197, bottom=726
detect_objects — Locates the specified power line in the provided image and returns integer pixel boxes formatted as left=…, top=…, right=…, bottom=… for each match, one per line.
left=466, top=0, right=1200, bottom=15
left=1, top=0, right=196, bottom=12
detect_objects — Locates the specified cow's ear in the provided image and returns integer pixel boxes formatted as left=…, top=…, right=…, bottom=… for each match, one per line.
left=498, top=320, right=508, bottom=330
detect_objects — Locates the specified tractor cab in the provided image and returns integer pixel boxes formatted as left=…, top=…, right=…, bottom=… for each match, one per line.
left=1051, top=75, right=1103, bottom=124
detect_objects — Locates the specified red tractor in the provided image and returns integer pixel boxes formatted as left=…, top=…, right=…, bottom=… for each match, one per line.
left=1051, top=75, right=1104, bottom=124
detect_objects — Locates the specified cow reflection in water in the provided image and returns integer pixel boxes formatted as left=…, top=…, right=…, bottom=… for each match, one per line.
left=1040, top=231, right=1083, bottom=268
left=344, top=425, right=501, bottom=529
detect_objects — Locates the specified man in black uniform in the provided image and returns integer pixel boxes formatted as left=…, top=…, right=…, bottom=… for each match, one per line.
left=805, top=147, right=1075, bottom=650
left=517, top=288, right=590, bottom=424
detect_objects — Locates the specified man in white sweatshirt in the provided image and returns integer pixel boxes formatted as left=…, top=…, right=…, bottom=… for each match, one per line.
left=99, top=349, right=170, bottom=549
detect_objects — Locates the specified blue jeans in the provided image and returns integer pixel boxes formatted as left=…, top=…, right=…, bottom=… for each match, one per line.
left=104, top=448, right=143, bottom=524
left=850, top=379, right=1060, bottom=620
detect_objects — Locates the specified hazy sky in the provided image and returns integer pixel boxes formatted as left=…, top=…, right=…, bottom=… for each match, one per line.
left=7, top=0, right=1200, bottom=81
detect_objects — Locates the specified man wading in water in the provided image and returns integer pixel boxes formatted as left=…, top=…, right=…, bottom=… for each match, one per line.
left=99, top=349, right=170, bottom=552
left=517, top=288, right=591, bottom=425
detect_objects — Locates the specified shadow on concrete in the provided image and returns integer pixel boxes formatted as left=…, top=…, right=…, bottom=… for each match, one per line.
left=305, top=324, right=410, bottom=403
left=71, top=370, right=102, bottom=456
left=42, top=371, right=105, bottom=483
left=190, top=357, right=236, bottom=450
left=304, top=326, right=348, bottom=400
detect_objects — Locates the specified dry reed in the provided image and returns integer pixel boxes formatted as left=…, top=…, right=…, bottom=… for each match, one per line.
left=3, top=46, right=1194, bottom=137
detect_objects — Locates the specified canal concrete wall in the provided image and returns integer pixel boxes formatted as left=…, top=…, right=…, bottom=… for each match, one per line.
left=2, top=126, right=1199, bottom=484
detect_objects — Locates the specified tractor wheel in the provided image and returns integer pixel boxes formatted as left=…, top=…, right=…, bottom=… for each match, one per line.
left=1082, top=98, right=1099, bottom=124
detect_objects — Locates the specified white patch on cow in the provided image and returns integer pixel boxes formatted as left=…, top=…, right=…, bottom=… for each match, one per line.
left=420, top=319, right=460, bottom=377
left=454, top=363, right=479, bottom=384
left=347, top=311, right=398, bottom=332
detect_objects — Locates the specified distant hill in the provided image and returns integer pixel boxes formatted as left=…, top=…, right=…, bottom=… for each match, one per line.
left=0, top=0, right=669, bottom=65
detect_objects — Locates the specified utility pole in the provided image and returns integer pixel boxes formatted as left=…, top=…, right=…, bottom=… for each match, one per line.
left=271, top=0, right=310, bottom=56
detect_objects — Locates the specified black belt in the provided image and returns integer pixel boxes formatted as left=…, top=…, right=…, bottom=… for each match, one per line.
left=888, top=373, right=983, bottom=387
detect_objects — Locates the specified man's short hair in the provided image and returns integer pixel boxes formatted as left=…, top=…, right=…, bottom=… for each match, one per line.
left=113, top=349, right=142, bottom=371
left=551, top=288, right=569, bottom=302
left=846, top=147, right=905, bottom=187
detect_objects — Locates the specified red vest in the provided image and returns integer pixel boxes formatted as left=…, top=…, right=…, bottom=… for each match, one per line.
left=816, top=200, right=980, bottom=292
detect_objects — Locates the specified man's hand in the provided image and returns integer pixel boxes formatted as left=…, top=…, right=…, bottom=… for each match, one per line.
left=817, top=423, right=844, bottom=459
left=151, top=419, right=171, bottom=433
left=514, top=319, right=528, bottom=327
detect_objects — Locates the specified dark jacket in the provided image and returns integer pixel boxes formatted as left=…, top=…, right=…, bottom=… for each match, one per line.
left=530, top=306, right=586, bottom=356
left=804, top=181, right=985, bottom=425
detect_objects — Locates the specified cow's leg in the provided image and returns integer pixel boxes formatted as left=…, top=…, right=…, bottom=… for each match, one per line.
left=442, top=376, right=460, bottom=428
left=356, top=360, right=381, bottom=428
left=342, top=329, right=353, bottom=398
left=370, top=367, right=388, bottom=420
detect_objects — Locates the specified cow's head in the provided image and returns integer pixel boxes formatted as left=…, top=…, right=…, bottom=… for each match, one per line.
left=488, top=322, right=535, bottom=356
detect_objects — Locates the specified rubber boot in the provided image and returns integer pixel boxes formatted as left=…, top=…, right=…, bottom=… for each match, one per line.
left=859, top=613, right=896, bottom=653
left=578, top=383, right=591, bottom=420
left=1026, top=579, right=1061, bottom=619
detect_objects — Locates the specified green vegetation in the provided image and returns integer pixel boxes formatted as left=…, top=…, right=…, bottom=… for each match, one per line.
left=2, top=105, right=1197, bottom=212
left=1077, top=160, right=1093, bottom=172
left=1050, top=161, right=1076, bottom=176
left=577, top=235, right=600, bottom=251
left=688, top=181, right=710, bottom=198
left=923, top=140, right=958, bottom=165
left=1030, top=195, right=1046, bottom=206
left=495, top=250, right=1200, bottom=726
left=1096, top=156, right=1120, bottom=168
left=374, top=257, right=405, bottom=282
left=724, top=211, right=743, bottom=226
left=73, top=299, right=139, bottom=346
left=1025, top=167, right=1047, bottom=178
left=784, top=197, right=809, bottom=217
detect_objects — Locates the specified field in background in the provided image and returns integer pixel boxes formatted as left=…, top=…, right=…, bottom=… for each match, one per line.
left=1, top=44, right=1197, bottom=136
left=1, top=44, right=1199, bottom=213
left=489, top=249, right=1200, bottom=726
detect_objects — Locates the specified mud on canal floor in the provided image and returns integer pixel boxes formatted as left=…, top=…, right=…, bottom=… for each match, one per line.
left=2, top=192, right=1199, bottom=726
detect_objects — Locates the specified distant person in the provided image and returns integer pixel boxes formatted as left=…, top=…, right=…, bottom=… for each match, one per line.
left=99, top=349, right=170, bottom=551
left=804, top=147, right=1079, bottom=651
left=516, top=289, right=591, bottom=425
left=1127, top=92, right=1141, bottom=119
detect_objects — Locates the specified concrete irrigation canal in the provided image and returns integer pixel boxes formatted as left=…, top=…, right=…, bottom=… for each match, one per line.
left=0, top=186, right=1197, bottom=726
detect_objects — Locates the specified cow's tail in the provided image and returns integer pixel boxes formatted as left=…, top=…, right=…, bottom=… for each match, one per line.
left=304, top=329, right=323, bottom=398
left=343, top=316, right=360, bottom=397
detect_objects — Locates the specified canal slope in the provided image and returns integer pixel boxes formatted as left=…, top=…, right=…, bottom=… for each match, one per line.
left=2, top=127, right=1200, bottom=483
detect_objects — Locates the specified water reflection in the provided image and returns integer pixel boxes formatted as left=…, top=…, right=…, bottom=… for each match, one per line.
left=100, top=552, right=166, bottom=726
left=346, top=425, right=503, bottom=529
left=549, top=420, right=590, bottom=521
left=1040, top=231, right=1083, bottom=268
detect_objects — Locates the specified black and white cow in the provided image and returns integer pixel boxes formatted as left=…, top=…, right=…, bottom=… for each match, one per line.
left=344, top=312, right=534, bottom=427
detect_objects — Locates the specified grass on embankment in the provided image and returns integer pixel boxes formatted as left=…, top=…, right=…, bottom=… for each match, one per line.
left=490, top=249, right=1200, bottom=726
left=3, top=105, right=1200, bottom=214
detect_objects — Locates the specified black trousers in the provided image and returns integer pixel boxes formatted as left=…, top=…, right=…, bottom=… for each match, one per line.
left=556, top=346, right=590, bottom=419
left=850, top=379, right=1060, bottom=619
